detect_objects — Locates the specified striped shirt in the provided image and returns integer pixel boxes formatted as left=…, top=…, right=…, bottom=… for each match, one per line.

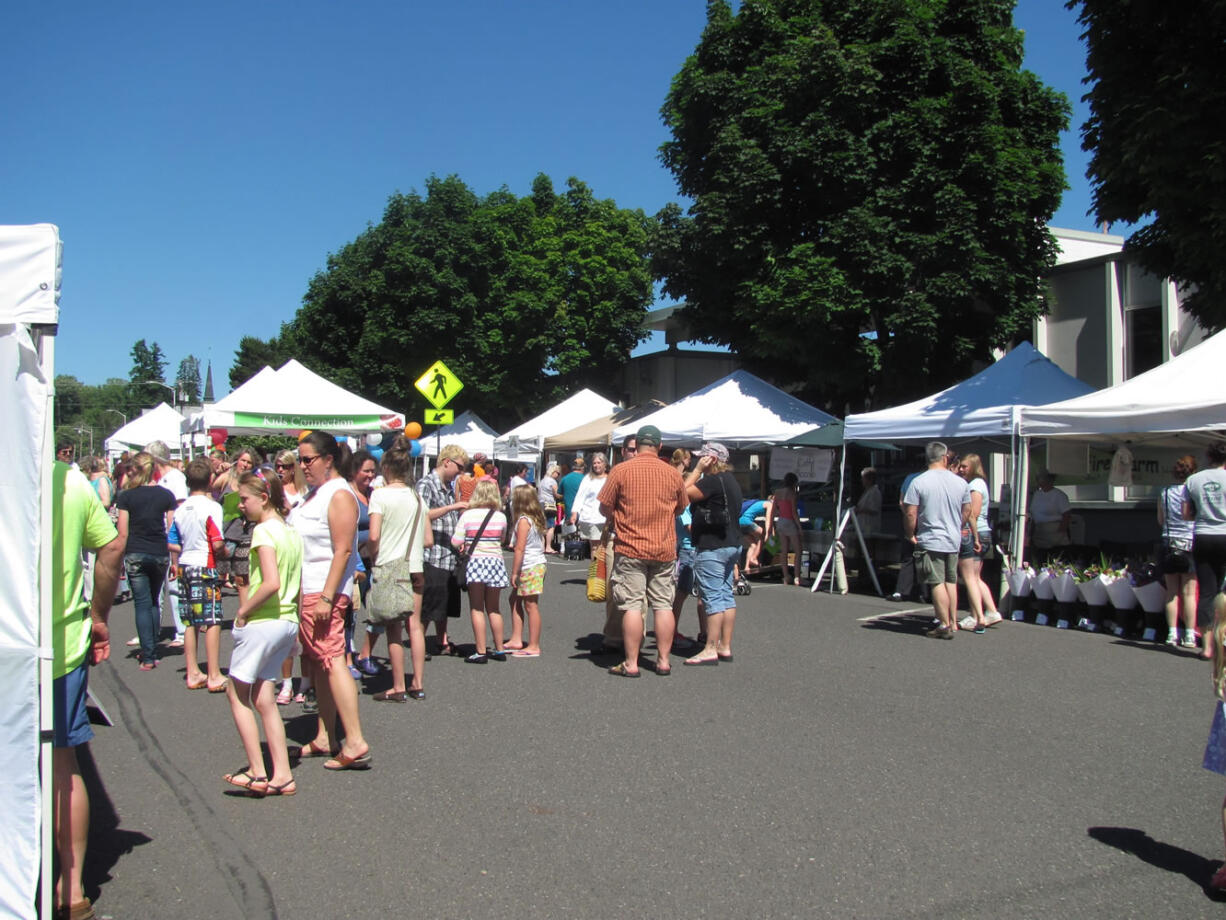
left=597, top=455, right=689, bottom=562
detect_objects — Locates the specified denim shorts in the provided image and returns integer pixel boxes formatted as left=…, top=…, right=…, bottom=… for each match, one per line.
left=694, top=544, right=739, bottom=613
left=53, top=662, right=93, bottom=748
left=676, top=548, right=696, bottom=596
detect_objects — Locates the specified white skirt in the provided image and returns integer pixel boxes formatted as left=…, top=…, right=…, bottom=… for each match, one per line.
left=229, top=619, right=299, bottom=684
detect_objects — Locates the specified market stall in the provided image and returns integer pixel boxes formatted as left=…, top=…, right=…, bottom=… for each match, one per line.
left=183, top=360, right=405, bottom=442
left=493, top=388, right=620, bottom=462
left=421, top=409, right=498, bottom=461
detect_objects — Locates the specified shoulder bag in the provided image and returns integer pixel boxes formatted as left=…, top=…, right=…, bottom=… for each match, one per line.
left=692, top=473, right=730, bottom=535
left=455, top=507, right=497, bottom=589
left=367, top=493, right=425, bottom=623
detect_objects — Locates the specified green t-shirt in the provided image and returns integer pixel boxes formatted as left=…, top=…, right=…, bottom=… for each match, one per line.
left=245, top=517, right=303, bottom=623
left=52, top=462, right=119, bottom=678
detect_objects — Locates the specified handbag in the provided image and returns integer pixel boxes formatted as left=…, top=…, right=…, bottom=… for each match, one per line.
left=455, top=507, right=497, bottom=589
left=692, top=474, right=730, bottom=532
left=586, top=545, right=607, bottom=602
left=367, top=494, right=424, bottom=623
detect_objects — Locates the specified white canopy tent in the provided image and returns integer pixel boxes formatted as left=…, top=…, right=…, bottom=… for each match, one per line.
left=493, top=388, right=620, bottom=461
left=184, top=360, right=405, bottom=439
left=611, top=370, right=837, bottom=447
left=831, top=342, right=1096, bottom=590
left=422, top=409, right=498, bottom=460
left=1009, top=330, right=1226, bottom=564
left=844, top=342, right=1093, bottom=443
left=0, top=224, right=60, bottom=917
left=1017, top=330, right=1226, bottom=444
left=104, top=402, right=200, bottom=455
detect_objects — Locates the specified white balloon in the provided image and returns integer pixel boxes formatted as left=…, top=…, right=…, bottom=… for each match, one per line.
left=366, top=433, right=382, bottom=447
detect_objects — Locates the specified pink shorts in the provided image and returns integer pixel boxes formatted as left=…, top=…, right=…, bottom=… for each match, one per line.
left=298, top=592, right=351, bottom=670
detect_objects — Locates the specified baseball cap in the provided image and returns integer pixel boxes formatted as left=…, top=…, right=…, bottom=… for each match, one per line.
left=695, top=442, right=729, bottom=462
left=635, top=424, right=662, bottom=447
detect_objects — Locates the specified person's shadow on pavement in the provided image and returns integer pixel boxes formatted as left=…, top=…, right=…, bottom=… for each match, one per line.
left=1088, top=825, right=1225, bottom=900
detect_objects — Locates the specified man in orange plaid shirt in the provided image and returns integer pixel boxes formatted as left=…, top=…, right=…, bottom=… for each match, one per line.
left=597, top=425, right=688, bottom=677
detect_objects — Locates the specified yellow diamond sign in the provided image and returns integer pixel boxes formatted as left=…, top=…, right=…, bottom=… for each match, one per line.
left=414, top=361, right=464, bottom=410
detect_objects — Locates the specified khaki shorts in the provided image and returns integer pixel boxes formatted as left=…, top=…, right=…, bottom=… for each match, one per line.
left=611, top=555, right=675, bottom=613
left=915, top=549, right=958, bottom=585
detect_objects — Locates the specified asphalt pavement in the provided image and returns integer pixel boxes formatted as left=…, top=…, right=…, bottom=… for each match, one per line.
left=79, top=558, right=1223, bottom=919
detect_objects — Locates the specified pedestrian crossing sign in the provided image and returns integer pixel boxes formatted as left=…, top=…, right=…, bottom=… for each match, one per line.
left=424, top=408, right=454, bottom=426
left=414, top=360, right=463, bottom=410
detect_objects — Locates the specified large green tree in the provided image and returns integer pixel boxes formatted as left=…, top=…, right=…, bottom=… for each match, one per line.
left=230, top=335, right=293, bottom=389
left=176, top=355, right=202, bottom=405
left=128, top=339, right=169, bottom=407
left=1074, top=0, right=1226, bottom=328
left=656, top=0, right=1069, bottom=408
left=281, top=173, right=652, bottom=428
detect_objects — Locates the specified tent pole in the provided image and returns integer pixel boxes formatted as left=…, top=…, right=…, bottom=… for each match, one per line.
left=37, top=331, right=55, bottom=920
left=1012, top=437, right=1030, bottom=569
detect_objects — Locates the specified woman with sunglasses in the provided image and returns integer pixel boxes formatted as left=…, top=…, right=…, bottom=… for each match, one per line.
left=288, top=432, right=371, bottom=771
left=274, top=450, right=307, bottom=511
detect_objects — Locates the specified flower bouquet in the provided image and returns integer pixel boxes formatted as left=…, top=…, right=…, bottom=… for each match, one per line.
left=1032, top=566, right=1055, bottom=600
left=1006, top=566, right=1033, bottom=598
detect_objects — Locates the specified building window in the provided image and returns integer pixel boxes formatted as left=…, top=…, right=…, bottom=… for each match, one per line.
left=1126, top=305, right=1162, bottom=379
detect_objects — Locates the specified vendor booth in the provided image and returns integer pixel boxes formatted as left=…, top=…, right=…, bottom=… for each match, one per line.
left=493, top=389, right=620, bottom=462
left=105, top=401, right=203, bottom=456
left=0, top=224, right=60, bottom=917
left=544, top=401, right=666, bottom=453
left=422, top=409, right=498, bottom=461
left=183, top=360, right=405, bottom=442
left=831, top=343, right=1095, bottom=594
left=610, top=370, right=837, bottom=446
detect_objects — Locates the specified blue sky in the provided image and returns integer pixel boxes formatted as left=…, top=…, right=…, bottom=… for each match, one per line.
left=3, top=0, right=1096, bottom=394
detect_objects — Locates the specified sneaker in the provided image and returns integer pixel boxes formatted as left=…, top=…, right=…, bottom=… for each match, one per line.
left=1166, top=629, right=1180, bottom=647
left=974, top=625, right=986, bottom=635
left=276, top=684, right=292, bottom=706
left=984, top=611, right=1003, bottom=627
left=348, top=665, right=362, bottom=679
left=1181, top=632, right=1199, bottom=648
left=126, top=636, right=140, bottom=647
left=301, top=688, right=317, bottom=712
left=487, top=650, right=507, bottom=662
left=926, top=624, right=954, bottom=639
left=959, top=615, right=976, bottom=631
left=465, top=652, right=488, bottom=664
left=356, top=657, right=379, bottom=676
left=889, top=593, right=903, bottom=602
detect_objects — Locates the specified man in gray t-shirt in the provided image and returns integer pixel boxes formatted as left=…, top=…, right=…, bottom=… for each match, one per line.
left=903, top=442, right=971, bottom=639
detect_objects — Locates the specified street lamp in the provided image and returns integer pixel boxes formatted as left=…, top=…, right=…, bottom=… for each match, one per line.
left=104, top=408, right=127, bottom=427
left=137, top=379, right=179, bottom=408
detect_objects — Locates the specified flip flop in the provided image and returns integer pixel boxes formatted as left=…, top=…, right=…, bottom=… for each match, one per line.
left=717, top=653, right=734, bottom=663
left=263, top=779, right=297, bottom=797
left=608, top=662, right=640, bottom=678
left=207, top=680, right=228, bottom=693
left=683, top=656, right=719, bottom=666
left=323, top=750, right=373, bottom=771
left=511, top=650, right=541, bottom=658
left=296, top=741, right=338, bottom=759
left=186, top=677, right=208, bottom=690
left=224, top=769, right=268, bottom=796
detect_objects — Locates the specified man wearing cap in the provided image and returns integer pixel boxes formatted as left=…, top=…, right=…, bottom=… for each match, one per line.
left=597, top=425, right=688, bottom=676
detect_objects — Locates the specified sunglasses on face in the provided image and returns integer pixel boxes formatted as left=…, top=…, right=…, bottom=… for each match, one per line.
left=299, top=454, right=321, bottom=467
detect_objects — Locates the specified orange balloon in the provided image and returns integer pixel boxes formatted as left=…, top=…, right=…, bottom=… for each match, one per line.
left=405, top=421, right=423, bottom=439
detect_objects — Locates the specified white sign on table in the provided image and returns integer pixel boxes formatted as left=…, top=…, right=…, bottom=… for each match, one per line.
left=769, top=447, right=834, bottom=483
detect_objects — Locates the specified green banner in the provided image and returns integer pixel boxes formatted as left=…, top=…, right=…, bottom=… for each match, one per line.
left=232, top=412, right=385, bottom=431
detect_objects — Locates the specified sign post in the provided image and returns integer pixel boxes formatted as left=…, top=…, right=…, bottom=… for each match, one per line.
left=414, top=360, right=465, bottom=463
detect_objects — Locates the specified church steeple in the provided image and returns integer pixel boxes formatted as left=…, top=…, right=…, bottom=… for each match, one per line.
left=203, top=361, right=215, bottom=403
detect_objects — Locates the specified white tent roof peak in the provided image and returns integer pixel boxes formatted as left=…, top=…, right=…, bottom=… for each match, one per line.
left=612, top=370, right=837, bottom=447
left=105, top=402, right=186, bottom=453
left=423, top=410, right=498, bottom=459
left=495, top=389, right=621, bottom=456
left=844, top=342, right=1094, bottom=443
